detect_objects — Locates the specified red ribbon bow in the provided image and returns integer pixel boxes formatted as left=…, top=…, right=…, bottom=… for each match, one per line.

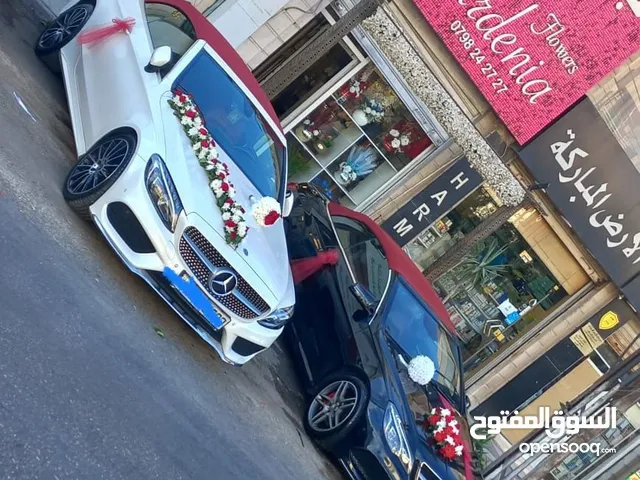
left=77, top=17, right=136, bottom=48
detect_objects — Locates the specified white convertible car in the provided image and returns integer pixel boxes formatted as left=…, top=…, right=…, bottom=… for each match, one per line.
left=36, top=0, right=295, bottom=365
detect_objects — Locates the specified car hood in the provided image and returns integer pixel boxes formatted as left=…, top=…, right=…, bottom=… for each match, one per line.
left=376, top=330, right=473, bottom=480
left=160, top=97, right=293, bottom=308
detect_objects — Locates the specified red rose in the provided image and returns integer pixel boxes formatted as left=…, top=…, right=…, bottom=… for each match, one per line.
left=225, top=198, right=234, bottom=206
left=201, top=140, right=210, bottom=148
left=439, top=444, right=456, bottom=461
left=264, top=211, right=281, bottom=226
left=221, top=182, right=230, bottom=193
left=427, top=415, right=441, bottom=426
left=433, top=430, right=448, bottom=443
left=218, top=173, right=225, bottom=180
left=185, top=109, right=197, bottom=119
left=229, top=231, right=237, bottom=240
left=225, top=220, right=237, bottom=229
left=199, top=128, right=208, bottom=136
left=179, top=94, right=187, bottom=103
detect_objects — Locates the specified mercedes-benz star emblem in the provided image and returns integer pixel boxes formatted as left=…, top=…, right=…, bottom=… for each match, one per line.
left=208, top=268, right=238, bottom=296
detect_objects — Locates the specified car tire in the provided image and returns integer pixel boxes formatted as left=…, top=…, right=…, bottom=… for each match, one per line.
left=62, top=131, right=137, bottom=220
left=35, top=2, right=94, bottom=73
left=304, top=370, right=368, bottom=448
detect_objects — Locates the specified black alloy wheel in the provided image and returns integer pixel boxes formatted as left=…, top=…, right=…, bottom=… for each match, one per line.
left=35, top=3, right=94, bottom=72
left=304, top=371, right=368, bottom=447
left=63, top=131, right=137, bottom=220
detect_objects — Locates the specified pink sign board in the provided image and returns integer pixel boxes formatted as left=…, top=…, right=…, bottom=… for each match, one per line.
left=412, top=0, right=640, bottom=144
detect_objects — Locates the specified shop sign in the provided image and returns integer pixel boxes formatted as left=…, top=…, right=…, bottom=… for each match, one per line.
left=568, top=298, right=634, bottom=354
left=381, top=157, right=482, bottom=247
left=519, top=98, right=640, bottom=308
left=411, top=0, right=640, bottom=144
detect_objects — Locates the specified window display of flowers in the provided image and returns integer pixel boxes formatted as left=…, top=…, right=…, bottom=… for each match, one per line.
left=388, top=128, right=411, bottom=152
left=363, top=98, right=385, bottom=123
left=295, top=118, right=334, bottom=149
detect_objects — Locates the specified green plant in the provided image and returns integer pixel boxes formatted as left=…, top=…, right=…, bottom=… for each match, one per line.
left=456, top=237, right=513, bottom=288
left=471, top=428, right=494, bottom=469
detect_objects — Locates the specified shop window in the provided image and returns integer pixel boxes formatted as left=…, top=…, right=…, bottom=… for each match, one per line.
left=402, top=187, right=569, bottom=372
left=287, top=64, right=434, bottom=209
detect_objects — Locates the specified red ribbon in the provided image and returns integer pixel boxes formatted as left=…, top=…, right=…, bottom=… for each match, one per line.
left=290, top=250, right=340, bottom=285
left=77, top=17, right=136, bottom=47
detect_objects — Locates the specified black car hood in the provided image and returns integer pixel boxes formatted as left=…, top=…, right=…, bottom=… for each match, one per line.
left=374, top=328, right=473, bottom=480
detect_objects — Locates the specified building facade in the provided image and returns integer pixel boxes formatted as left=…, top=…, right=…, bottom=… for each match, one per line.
left=190, top=0, right=640, bottom=477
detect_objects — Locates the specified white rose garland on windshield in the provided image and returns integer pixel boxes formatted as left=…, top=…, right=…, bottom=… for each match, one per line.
left=168, top=90, right=248, bottom=248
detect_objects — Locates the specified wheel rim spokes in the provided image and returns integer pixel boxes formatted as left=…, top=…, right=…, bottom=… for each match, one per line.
left=67, top=138, right=131, bottom=195
left=308, top=380, right=359, bottom=432
left=39, top=6, right=90, bottom=49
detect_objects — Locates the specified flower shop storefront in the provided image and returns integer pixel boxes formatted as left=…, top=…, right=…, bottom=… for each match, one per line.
left=274, top=10, right=446, bottom=210
left=400, top=185, right=571, bottom=373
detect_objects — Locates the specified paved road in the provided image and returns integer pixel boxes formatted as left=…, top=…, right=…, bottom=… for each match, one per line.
left=0, top=1, right=340, bottom=479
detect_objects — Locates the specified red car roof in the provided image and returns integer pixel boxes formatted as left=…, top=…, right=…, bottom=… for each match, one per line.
left=328, top=203, right=456, bottom=335
left=148, top=0, right=283, bottom=132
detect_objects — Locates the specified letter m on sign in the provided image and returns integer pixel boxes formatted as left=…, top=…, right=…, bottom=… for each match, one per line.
left=393, top=218, right=414, bottom=237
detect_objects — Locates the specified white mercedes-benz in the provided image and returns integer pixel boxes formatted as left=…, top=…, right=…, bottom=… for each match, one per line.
left=36, top=0, right=295, bottom=365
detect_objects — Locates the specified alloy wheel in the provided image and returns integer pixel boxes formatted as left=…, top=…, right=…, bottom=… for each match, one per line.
left=308, top=380, right=359, bottom=433
left=38, top=4, right=92, bottom=51
left=66, top=136, right=132, bottom=195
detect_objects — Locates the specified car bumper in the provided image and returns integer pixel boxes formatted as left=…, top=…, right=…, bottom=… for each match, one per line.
left=89, top=154, right=283, bottom=365
left=338, top=404, right=409, bottom=480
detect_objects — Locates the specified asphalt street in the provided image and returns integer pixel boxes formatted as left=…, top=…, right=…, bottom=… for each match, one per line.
left=0, top=1, right=340, bottom=479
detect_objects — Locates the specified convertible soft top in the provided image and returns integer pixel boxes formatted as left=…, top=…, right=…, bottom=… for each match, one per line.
left=151, top=0, right=283, bottom=132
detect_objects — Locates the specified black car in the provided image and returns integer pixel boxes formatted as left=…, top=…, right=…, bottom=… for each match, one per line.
left=283, top=184, right=474, bottom=480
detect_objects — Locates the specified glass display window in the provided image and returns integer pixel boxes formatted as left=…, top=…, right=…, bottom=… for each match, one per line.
left=285, top=63, right=435, bottom=209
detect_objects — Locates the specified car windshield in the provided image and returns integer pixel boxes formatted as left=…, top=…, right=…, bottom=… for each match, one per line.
left=173, top=51, right=285, bottom=199
left=384, top=280, right=462, bottom=406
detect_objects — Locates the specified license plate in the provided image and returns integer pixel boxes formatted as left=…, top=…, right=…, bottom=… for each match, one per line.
left=162, top=267, right=225, bottom=330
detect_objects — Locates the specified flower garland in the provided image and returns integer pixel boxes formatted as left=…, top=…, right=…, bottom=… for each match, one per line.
left=168, top=90, right=248, bottom=248
left=425, top=407, right=465, bottom=461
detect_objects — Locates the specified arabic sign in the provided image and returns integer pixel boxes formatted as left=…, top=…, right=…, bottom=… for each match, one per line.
left=470, top=406, right=617, bottom=440
left=520, top=98, right=640, bottom=306
left=569, top=297, right=633, bottom=355
left=411, top=0, right=640, bottom=144
left=382, top=157, right=482, bottom=246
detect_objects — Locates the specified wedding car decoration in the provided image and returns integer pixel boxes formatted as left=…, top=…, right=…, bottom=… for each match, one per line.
left=407, top=355, right=435, bottom=385
left=168, top=90, right=252, bottom=247
left=425, top=407, right=465, bottom=461
left=252, top=197, right=281, bottom=227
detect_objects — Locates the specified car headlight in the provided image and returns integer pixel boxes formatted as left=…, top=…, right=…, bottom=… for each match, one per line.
left=383, top=403, right=413, bottom=470
left=258, top=305, right=294, bottom=329
left=145, top=154, right=184, bottom=232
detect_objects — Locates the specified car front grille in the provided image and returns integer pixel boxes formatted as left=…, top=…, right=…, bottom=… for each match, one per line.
left=179, top=226, right=270, bottom=319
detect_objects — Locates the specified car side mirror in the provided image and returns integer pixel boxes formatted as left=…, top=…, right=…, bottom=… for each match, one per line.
left=145, top=46, right=173, bottom=73
left=349, top=283, right=378, bottom=315
left=282, top=190, right=295, bottom=218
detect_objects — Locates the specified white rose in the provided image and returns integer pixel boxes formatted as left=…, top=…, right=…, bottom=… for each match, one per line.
left=232, top=214, right=241, bottom=223
left=445, top=436, right=456, bottom=446
left=312, top=130, right=319, bottom=136
left=365, top=107, right=372, bottom=114
left=391, top=138, right=401, bottom=149
left=222, top=212, right=231, bottom=221
left=455, top=445, right=464, bottom=456
left=208, top=149, right=219, bottom=161
left=180, top=116, right=193, bottom=126
left=227, top=187, right=236, bottom=198
left=441, top=408, right=451, bottom=417
left=349, top=86, right=356, bottom=93
left=389, top=129, right=400, bottom=137
left=238, top=223, right=248, bottom=236
left=210, top=179, right=222, bottom=190
left=401, top=136, right=410, bottom=146
left=188, top=126, right=199, bottom=136
left=198, top=149, right=209, bottom=160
